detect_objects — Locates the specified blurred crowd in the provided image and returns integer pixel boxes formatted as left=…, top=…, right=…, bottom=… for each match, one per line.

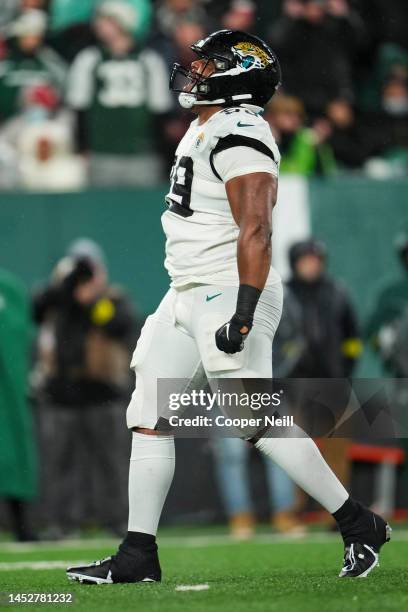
left=1, top=232, right=408, bottom=540
left=1, top=239, right=142, bottom=539
left=0, top=0, right=407, bottom=190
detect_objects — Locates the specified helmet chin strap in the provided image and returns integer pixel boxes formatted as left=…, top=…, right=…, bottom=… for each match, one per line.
left=178, top=92, right=252, bottom=109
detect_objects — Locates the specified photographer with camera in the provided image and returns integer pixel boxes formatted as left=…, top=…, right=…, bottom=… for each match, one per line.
left=33, top=239, right=139, bottom=538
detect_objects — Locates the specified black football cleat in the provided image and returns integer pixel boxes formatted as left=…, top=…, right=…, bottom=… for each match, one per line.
left=338, top=506, right=391, bottom=578
left=67, top=543, right=161, bottom=584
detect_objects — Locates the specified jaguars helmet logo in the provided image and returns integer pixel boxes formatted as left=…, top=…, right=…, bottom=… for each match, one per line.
left=232, top=42, right=272, bottom=71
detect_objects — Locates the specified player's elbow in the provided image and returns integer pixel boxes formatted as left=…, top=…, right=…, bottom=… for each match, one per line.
left=254, top=222, right=272, bottom=248
left=240, top=219, right=272, bottom=249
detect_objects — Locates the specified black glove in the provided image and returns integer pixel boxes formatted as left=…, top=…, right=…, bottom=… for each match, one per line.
left=215, top=314, right=252, bottom=354
left=215, top=284, right=261, bottom=354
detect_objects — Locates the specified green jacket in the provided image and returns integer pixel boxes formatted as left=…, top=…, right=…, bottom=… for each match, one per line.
left=67, top=44, right=172, bottom=155
left=0, top=46, right=66, bottom=121
left=279, top=128, right=336, bottom=176
left=0, top=269, right=37, bottom=499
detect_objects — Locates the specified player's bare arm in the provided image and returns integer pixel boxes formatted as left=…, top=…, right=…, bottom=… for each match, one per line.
left=215, top=172, right=277, bottom=354
left=228, top=171, right=277, bottom=290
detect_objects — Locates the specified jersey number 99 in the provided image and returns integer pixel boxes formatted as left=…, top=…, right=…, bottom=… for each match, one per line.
left=168, top=156, right=194, bottom=217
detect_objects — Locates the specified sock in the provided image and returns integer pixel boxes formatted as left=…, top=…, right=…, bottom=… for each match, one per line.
left=116, top=530, right=161, bottom=580
left=332, top=496, right=361, bottom=524
left=122, top=531, right=155, bottom=547
left=128, top=432, right=175, bottom=536
left=255, top=435, right=348, bottom=513
left=332, top=496, right=362, bottom=546
left=332, top=497, right=381, bottom=548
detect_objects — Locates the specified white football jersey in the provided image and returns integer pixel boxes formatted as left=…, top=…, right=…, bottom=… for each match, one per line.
left=162, top=105, right=281, bottom=287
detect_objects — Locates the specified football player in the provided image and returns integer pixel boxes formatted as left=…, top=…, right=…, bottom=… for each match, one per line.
left=67, top=29, right=390, bottom=584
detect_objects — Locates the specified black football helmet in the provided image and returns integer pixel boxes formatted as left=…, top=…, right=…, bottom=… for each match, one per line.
left=170, top=29, right=281, bottom=109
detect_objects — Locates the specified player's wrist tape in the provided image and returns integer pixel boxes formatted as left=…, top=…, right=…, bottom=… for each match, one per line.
left=234, top=284, right=262, bottom=330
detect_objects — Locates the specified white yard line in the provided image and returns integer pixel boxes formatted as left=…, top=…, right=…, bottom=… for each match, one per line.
left=1, top=539, right=118, bottom=553
left=176, top=584, right=210, bottom=591
left=0, top=561, right=88, bottom=571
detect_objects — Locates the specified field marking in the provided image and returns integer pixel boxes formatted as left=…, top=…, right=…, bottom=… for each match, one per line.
left=1, top=539, right=118, bottom=552
left=176, top=584, right=210, bottom=592
left=1, top=530, right=407, bottom=571
left=0, top=561, right=88, bottom=571
left=1, top=529, right=408, bottom=557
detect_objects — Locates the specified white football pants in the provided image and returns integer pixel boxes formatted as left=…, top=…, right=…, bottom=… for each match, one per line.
left=126, top=282, right=283, bottom=430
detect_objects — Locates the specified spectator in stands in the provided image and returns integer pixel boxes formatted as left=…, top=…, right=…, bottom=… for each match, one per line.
left=0, top=267, right=37, bottom=541
left=0, top=1, right=49, bottom=36
left=274, top=239, right=362, bottom=513
left=0, top=9, right=66, bottom=122
left=365, top=232, right=408, bottom=376
left=365, top=232, right=408, bottom=500
left=22, top=0, right=49, bottom=8
left=378, top=78, right=408, bottom=169
left=357, top=0, right=408, bottom=54
left=154, top=0, right=209, bottom=44
left=0, top=84, right=86, bottom=190
left=265, top=94, right=335, bottom=175
left=0, top=1, right=19, bottom=35
left=150, top=0, right=212, bottom=72
left=49, top=0, right=152, bottom=63
left=67, top=0, right=173, bottom=187
left=270, top=0, right=366, bottom=117
left=361, top=77, right=408, bottom=177
left=286, top=239, right=361, bottom=377
left=168, top=18, right=206, bottom=68
left=33, top=239, right=139, bottom=537
left=46, top=0, right=96, bottom=62
left=325, top=99, right=379, bottom=170
left=221, top=0, right=256, bottom=33
left=148, top=2, right=214, bottom=170
left=152, top=16, right=209, bottom=171
left=213, top=437, right=305, bottom=538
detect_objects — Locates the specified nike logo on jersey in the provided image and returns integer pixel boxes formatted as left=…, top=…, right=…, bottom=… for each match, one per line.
left=237, top=121, right=255, bottom=127
left=206, top=293, right=222, bottom=302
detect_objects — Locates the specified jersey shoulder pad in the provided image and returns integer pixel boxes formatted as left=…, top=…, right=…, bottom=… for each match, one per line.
left=210, top=106, right=266, bottom=138
left=208, top=107, right=280, bottom=168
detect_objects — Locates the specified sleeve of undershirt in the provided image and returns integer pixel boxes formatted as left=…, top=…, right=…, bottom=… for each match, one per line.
left=213, top=146, right=279, bottom=183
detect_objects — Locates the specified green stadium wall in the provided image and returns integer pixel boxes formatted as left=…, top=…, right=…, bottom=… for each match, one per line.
left=1, top=178, right=407, bottom=373
left=0, top=187, right=168, bottom=315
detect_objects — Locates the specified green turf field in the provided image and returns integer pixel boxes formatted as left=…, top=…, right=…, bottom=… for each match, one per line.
left=1, top=528, right=407, bottom=612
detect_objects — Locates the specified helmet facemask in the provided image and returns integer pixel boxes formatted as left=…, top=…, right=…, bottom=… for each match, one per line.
left=170, top=54, right=241, bottom=109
